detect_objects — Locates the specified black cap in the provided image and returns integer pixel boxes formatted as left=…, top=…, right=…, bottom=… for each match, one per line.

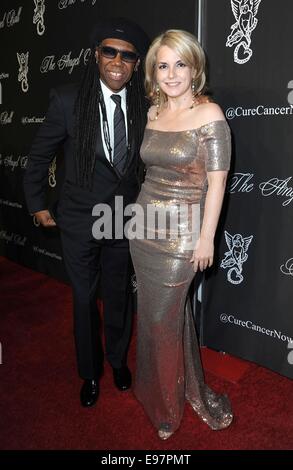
left=91, top=17, right=150, bottom=57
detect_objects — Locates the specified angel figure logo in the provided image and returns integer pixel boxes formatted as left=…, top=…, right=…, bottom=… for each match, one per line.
left=226, top=0, right=262, bottom=64
left=221, top=231, right=253, bottom=285
left=33, top=0, right=45, bottom=36
left=17, top=52, right=29, bottom=93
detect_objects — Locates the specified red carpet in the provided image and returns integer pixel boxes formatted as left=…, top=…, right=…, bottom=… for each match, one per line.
left=0, top=256, right=292, bottom=450
left=201, top=348, right=250, bottom=384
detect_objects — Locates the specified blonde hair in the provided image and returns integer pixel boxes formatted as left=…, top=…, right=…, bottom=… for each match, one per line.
left=145, top=29, right=206, bottom=106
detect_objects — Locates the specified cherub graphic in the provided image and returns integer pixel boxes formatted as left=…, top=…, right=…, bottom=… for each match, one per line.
left=221, top=231, right=253, bottom=284
left=226, top=0, right=262, bottom=64
left=33, top=0, right=45, bottom=36
left=17, top=52, right=29, bottom=93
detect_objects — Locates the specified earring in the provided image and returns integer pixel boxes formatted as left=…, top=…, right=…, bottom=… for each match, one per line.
left=155, top=83, right=160, bottom=120
left=190, top=78, right=196, bottom=108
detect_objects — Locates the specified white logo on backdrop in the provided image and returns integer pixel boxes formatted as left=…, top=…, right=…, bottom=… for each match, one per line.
left=58, top=0, right=97, bottom=9
left=259, top=177, right=293, bottom=207
left=0, top=154, right=28, bottom=171
left=225, top=104, right=293, bottom=120
left=33, top=0, right=45, bottom=36
left=0, top=199, right=22, bottom=209
left=226, top=0, right=262, bottom=64
left=227, top=172, right=254, bottom=194
left=280, top=258, right=293, bottom=277
left=17, top=52, right=29, bottom=93
left=221, top=231, right=253, bottom=285
left=33, top=246, right=62, bottom=261
left=49, top=157, right=57, bottom=187
left=40, top=48, right=91, bottom=74
left=0, top=111, right=14, bottom=125
left=21, top=116, right=45, bottom=125
left=0, top=230, right=26, bottom=246
left=0, top=7, right=22, bottom=29
left=219, top=313, right=293, bottom=346
left=225, top=172, right=293, bottom=208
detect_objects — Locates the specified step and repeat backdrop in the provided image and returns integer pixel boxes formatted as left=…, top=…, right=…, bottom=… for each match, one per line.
left=0, top=0, right=198, bottom=282
left=1, top=0, right=292, bottom=379
left=202, top=0, right=293, bottom=379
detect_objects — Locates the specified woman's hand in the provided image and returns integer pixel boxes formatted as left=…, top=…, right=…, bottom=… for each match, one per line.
left=190, top=237, right=214, bottom=272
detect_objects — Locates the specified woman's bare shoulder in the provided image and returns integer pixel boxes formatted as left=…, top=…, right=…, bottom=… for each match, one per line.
left=195, top=99, right=225, bottom=120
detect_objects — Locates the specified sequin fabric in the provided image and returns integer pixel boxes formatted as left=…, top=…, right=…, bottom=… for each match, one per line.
left=130, top=121, right=233, bottom=438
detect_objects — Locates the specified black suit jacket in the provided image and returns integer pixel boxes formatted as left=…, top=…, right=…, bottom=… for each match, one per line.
left=23, top=83, right=143, bottom=223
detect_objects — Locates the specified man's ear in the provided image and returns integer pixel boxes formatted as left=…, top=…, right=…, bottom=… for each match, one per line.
left=94, top=48, right=99, bottom=64
left=134, top=58, right=141, bottom=72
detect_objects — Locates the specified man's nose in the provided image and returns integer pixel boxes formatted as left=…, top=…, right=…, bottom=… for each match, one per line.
left=113, top=52, right=123, bottom=65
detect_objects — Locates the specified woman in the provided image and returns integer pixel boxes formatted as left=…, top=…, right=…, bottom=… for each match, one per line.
left=129, top=29, right=233, bottom=440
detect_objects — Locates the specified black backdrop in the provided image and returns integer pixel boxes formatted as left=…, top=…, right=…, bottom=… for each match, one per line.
left=1, top=0, right=293, bottom=379
left=0, top=0, right=198, bottom=282
left=201, top=0, right=293, bottom=379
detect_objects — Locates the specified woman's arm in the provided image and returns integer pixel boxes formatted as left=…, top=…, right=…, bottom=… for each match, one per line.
left=190, top=170, right=228, bottom=272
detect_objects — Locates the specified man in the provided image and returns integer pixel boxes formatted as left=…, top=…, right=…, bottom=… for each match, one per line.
left=23, top=18, right=149, bottom=407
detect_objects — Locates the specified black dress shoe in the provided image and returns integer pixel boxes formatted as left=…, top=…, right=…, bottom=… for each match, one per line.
left=80, top=379, right=99, bottom=407
left=112, top=366, right=132, bottom=391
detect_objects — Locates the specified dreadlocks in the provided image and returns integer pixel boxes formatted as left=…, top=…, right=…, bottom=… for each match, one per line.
left=74, top=48, right=148, bottom=189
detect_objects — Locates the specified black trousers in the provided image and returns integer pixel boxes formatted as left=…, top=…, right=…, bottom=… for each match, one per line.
left=61, top=231, right=133, bottom=380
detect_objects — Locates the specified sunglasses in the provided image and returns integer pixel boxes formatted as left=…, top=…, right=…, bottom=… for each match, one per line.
left=98, top=45, right=139, bottom=63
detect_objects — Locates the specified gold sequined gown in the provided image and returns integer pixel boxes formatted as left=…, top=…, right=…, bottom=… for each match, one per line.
left=129, top=120, right=233, bottom=436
